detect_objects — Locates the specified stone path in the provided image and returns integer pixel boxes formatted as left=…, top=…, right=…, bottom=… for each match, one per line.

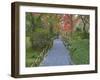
left=40, top=38, right=73, bottom=66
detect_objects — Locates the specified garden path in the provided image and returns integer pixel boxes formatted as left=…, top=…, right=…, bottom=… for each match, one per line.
left=40, top=38, right=73, bottom=66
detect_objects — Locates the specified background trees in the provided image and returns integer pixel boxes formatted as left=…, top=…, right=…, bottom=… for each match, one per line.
left=26, top=13, right=62, bottom=67
left=61, top=14, right=90, bottom=64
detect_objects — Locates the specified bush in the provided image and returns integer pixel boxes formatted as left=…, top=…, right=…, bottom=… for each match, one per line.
left=26, top=48, right=39, bottom=67
left=64, top=31, right=89, bottom=64
left=26, top=37, right=32, bottom=50
left=31, top=28, right=53, bottom=51
left=67, top=38, right=89, bottom=64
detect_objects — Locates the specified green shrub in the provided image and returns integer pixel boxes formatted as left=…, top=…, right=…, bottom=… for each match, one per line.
left=26, top=48, right=39, bottom=67
left=26, top=37, right=32, bottom=50
left=64, top=31, right=89, bottom=64
left=68, top=39, right=89, bottom=64
left=31, top=28, right=53, bottom=51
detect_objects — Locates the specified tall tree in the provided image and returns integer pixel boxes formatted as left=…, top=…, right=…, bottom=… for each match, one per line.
left=79, top=15, right=89, bottom=33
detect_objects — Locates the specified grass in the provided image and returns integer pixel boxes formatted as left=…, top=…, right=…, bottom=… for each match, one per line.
left=26, top=36, right=52, bottom=67
left=26, top=37, right=37, bottom=67
left=26, top=48, right=40, bottom=67
left=68, top=39, right=89, bottom=64
left=26, top=36, right=41, bottom=67
left=70, top=39, right=89, bottom=64
left=64, top=32, right=90, bottom=64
